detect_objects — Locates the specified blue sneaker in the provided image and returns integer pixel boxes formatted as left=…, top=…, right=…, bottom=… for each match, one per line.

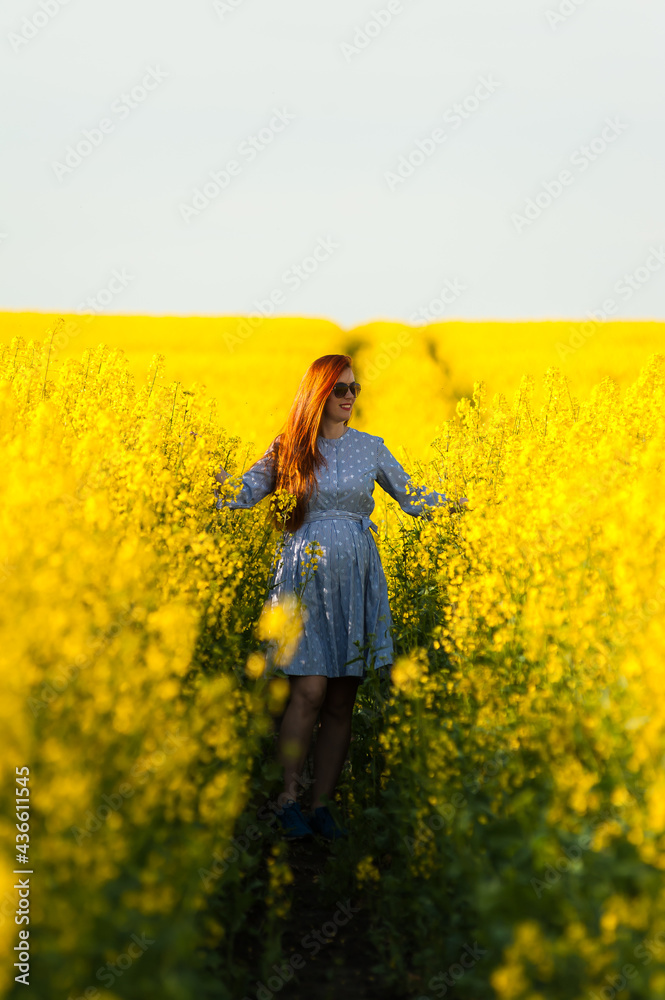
left=309, top=805, right=349, bottom=841
left=276, top=799, right=314, bottom=840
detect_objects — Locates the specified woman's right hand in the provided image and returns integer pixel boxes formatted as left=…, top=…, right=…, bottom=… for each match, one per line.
left=214, top=467, right=229, bottom=485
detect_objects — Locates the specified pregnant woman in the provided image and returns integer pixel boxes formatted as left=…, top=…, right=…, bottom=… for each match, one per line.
left=214, top=354, right=466, bottom=842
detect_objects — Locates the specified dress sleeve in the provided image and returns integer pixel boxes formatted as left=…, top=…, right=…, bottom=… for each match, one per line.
left=215, top=438, right=278, bottom=511
left=375, top=438, right=448, bottom=519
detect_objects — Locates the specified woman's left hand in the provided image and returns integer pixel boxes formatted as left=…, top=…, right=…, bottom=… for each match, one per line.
left=450, top=497, right=469, bottom=513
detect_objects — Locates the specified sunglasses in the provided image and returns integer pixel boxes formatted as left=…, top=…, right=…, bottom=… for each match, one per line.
left=331, top=381, right=361, bottom=398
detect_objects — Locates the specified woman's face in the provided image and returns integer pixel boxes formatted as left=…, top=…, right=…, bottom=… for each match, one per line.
left=323, top=366, right=357, bottom=424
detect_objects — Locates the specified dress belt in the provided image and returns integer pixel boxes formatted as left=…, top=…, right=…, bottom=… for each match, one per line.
left=302, top=509, right=378, bottom=534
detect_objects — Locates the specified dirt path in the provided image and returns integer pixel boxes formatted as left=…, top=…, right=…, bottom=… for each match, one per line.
left=236, top=733, right=421, bottom=997
left=277, top=837, right=397, bottom=999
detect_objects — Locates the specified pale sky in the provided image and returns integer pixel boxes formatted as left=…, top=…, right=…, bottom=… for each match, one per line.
left=1, top=0, right=664, bottom=326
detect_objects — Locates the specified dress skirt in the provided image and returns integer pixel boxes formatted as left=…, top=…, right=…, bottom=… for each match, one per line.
left=265, top=510, right=393, bottom=679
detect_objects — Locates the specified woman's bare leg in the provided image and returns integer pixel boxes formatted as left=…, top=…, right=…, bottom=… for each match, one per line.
left=276, top=675, right=328, bottom=808
left=311, top=676, right=361, bottom=810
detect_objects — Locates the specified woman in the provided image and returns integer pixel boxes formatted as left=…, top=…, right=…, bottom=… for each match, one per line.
left=214, top=354, right=466, bottom=842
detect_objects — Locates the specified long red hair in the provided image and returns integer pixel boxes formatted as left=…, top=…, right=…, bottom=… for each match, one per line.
left=257, top=354, right=353, bottom=532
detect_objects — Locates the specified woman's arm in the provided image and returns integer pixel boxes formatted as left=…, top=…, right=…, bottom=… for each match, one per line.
left=375, top=438, right=467, bottom=517
left=214, top=438, right=279, bottom=511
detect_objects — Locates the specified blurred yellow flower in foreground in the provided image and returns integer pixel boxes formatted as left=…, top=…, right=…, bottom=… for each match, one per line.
left=268, top=677, right=291, bottom=715
left=257, top=593, right=307, bottom=666
left=245, top=652, right=266, bottom=680
left=391, top=650, right=427, bottom=695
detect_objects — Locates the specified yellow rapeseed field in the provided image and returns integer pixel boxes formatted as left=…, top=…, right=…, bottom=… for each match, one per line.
left=1, top=312, right=664, bottom=999
left=2, top=311, right=662, bottom=458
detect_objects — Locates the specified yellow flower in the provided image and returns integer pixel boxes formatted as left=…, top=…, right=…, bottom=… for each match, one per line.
left=245, top=652, right=266, bottom=679
left=257, top=594, right=306, bottom=666
left=267, top=677, right=290, bottom=715
left=391, top=650, right=427, bottom=696
left=355, top=856, right=381, bottom=885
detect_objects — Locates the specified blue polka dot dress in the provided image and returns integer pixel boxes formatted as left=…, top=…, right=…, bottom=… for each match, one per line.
left=216, top=427, right=449, bottom=679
